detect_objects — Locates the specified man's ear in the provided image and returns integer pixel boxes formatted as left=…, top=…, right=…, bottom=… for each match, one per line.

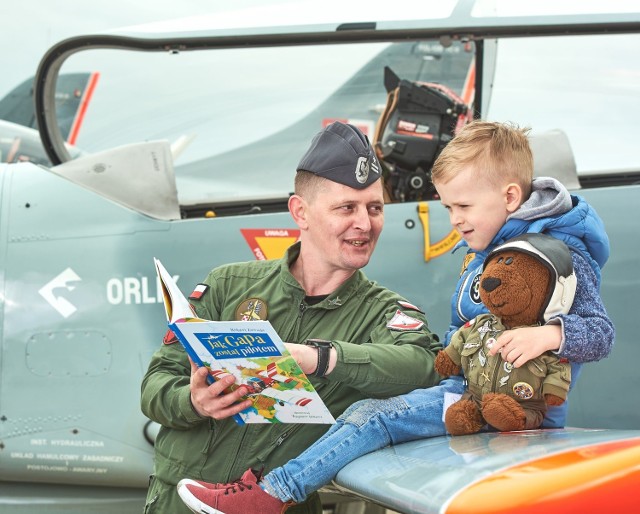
left=289, top=195, right=309, bottom=229
left=504, top=183, right=523, bottom=213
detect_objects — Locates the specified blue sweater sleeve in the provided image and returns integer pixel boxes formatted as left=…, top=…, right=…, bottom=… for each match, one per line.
left=553, top=251, right=615, bottom=362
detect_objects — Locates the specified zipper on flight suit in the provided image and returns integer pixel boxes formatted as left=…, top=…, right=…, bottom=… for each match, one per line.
left=286, top=300, right=306, bottom=342
left=490, top=353, right=503, bottom=392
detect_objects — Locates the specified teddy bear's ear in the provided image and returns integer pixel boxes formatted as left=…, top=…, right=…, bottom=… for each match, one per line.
left=515, top=254, right=554, bottom=324
left=521, top=234, right=577, bottom=321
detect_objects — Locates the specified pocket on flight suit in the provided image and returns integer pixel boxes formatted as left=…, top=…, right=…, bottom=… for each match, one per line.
left=144, top=474, right=186, bottom=514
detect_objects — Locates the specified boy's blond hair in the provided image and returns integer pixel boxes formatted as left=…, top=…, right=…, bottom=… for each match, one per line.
left=431, top=120, right=533, bottom=198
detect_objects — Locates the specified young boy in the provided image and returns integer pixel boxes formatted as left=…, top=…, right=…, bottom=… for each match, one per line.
left=177, top=120, right=614, bottom=514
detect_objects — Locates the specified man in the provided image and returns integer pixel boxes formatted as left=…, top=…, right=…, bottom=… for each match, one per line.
left=141, top=121, right=442, bottom=514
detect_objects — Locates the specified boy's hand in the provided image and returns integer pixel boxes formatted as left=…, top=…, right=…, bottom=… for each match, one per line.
left=488, top=324, right=562, bottom=368
left=189, top=359, right=252, bottom=420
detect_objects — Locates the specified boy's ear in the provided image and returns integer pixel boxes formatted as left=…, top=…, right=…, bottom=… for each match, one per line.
left=289, top=194, right=309, bottom=229
left=504, top=183, right=523, bottom=213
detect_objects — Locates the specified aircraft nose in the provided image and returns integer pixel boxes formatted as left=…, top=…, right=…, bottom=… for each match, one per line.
left=482, top=277, right=501, bottom=292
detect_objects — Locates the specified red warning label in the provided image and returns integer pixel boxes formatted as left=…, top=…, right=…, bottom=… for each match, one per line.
left=241, top=229, right=301, bottom=260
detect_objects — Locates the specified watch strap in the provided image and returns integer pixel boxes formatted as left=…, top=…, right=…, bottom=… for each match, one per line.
left=304, top=339, right=333, bottom=378
left=314, top=343, right=331, bottom=378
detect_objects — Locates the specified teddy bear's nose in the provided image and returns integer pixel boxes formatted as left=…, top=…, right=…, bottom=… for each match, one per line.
left=481, top=277, right=501, bottom=292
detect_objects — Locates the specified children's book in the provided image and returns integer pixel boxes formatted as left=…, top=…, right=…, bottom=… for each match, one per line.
left=153, top=258, right=335, bottom=426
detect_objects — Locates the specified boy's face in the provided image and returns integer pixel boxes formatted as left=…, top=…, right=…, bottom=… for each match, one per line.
left=435, top=166, right=519, bottom=252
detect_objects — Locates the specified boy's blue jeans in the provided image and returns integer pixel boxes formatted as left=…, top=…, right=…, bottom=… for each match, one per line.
left=263, top=362, right=578, bottom=504
left=263, top=377, right=465, bottom=504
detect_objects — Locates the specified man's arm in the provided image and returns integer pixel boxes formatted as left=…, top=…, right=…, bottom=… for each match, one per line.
left=289, top=306, right=441, bottom=398
left=318, top=305, right=442, bottom=397
left=141, top=341, right=206, bottom=429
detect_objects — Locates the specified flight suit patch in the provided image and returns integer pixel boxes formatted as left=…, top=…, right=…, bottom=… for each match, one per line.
left=463, top=318, right=477, bottom=328
left=236, top=298, right=268, bottom=321
left=163, top=329, right=179, bottom=345
left=387, top=309, right=424, bottom=331
left=513, top=381, right=534, bottom=400
left=189, top=284, right=209, bottom=300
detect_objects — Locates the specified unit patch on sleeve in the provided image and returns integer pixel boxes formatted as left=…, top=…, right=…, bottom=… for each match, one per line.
left=386, top=309, right=425, bottom=331
left=189, top=283, right=209, bottom=300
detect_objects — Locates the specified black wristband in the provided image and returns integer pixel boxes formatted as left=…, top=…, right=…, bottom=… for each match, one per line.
left=304, top=339, right=333, bottom=378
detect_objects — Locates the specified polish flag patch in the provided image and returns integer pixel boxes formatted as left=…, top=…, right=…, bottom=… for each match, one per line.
left=189, top=283, right=209, bottom=300
left=387, top=309, right=424, bottom=331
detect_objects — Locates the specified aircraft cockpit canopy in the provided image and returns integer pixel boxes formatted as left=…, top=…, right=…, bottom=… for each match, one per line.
left=32, top=0, right=640, bottom=218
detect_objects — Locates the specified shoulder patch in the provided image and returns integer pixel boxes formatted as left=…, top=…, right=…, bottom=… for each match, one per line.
left=387, top=309, right=425, bottom=332
left=397, top=300, right=424, bottom=314
left=189, top=283, right=209, bottom=300
left=163, top=329, right=179, bottom=345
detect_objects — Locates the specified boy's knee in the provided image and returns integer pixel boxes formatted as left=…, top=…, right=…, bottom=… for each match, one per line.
left=339, top=397, right=408, bottom=427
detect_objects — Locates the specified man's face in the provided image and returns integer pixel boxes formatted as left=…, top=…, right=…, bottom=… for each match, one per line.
left=302, top=179, right=384, bottom=272
left=435, top=166, right=513, bottom=252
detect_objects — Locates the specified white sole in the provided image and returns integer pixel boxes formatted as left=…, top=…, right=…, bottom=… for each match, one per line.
left=177, top=483, right=225, bottom=514
left=178, top=478, right=208, bottom=489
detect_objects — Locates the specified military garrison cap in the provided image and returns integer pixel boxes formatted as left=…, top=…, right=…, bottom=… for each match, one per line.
left=297, top=121, right=381, bottom=189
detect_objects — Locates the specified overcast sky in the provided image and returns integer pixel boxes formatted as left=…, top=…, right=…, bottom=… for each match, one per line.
left=0, top=0, right=266, bottom=97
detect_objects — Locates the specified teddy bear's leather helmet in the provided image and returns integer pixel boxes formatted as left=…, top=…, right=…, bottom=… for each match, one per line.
left=485, top=233, right=577, bottom=322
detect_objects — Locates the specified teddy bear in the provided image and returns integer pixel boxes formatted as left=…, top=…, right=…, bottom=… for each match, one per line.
left=435, top=233, right=577, bottom=435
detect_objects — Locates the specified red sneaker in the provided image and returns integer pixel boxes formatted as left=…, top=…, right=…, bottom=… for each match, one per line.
left=177, top=477, right=242, bottom=491
left=177, top=468, right=292, bottom=514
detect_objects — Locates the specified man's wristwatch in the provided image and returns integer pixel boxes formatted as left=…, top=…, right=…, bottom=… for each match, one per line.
left=304, top=339, right=333, bottom=378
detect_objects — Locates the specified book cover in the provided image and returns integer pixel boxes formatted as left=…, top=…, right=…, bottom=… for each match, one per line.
left=154, top=258, right=336, bottom=425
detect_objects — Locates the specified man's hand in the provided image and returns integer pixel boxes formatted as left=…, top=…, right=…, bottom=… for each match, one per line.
left=487, top=324, right=562, bottom=368
left=284, top=342, right=337, bottom=375
left=189, top=360, right=252, bottom=420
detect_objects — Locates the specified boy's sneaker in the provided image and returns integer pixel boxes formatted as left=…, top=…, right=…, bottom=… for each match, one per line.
left=177, top=477, right=240, bottom=491
left=177, top=468, right=292, bottom=514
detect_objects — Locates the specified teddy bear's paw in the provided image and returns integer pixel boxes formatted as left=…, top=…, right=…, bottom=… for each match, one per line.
left=445, top=399, right=484, bottom=436
left=434, top=350, right=460, bottom=378
left=481, top=393, right=525, bottom=432
left=544, top=393, right=565, bottom=406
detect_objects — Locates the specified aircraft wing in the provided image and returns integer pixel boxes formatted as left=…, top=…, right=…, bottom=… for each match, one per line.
left=332, top=428, right=639, bottom=513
